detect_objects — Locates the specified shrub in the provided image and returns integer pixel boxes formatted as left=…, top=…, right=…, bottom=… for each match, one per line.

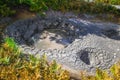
left=0, top=0, right=120, bottom=17
left=67, top=0, right=120, bottom=15
left=0, top=4, right=15, bottom=17
left=81, top=62, right=120, bottom=80
left=95, top=0, right=120, bottom=5
left=0, top=38, right=70, bottom=80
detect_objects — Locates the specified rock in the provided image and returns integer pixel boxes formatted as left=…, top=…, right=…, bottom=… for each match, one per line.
left=102, top=29, right=120, bottom=40
left=0, top=17, right=12, bottom=24
left=24, top=24, right=37, bottom=40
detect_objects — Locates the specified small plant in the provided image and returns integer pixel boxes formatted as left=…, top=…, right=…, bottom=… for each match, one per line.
left=4, top=37, right=19, bottom=52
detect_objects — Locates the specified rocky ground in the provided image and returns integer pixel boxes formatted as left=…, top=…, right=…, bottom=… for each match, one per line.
left=2, top=11, right=120, bottom=79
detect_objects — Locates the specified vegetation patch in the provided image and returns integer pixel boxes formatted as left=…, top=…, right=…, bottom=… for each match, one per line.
left=81, top=62, right=120, bottom=80
left=95, top=0, right=120, bottom=5
left=0, top=38, right=70, bottom=80
left=0, top=0, right=120, bottom=17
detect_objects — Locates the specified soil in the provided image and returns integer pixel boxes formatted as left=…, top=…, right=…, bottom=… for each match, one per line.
left=12, top=9, right=35, bottom=20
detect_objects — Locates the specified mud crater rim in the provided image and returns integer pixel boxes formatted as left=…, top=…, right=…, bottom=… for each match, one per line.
left=5, top=16, right=80, bottom=50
